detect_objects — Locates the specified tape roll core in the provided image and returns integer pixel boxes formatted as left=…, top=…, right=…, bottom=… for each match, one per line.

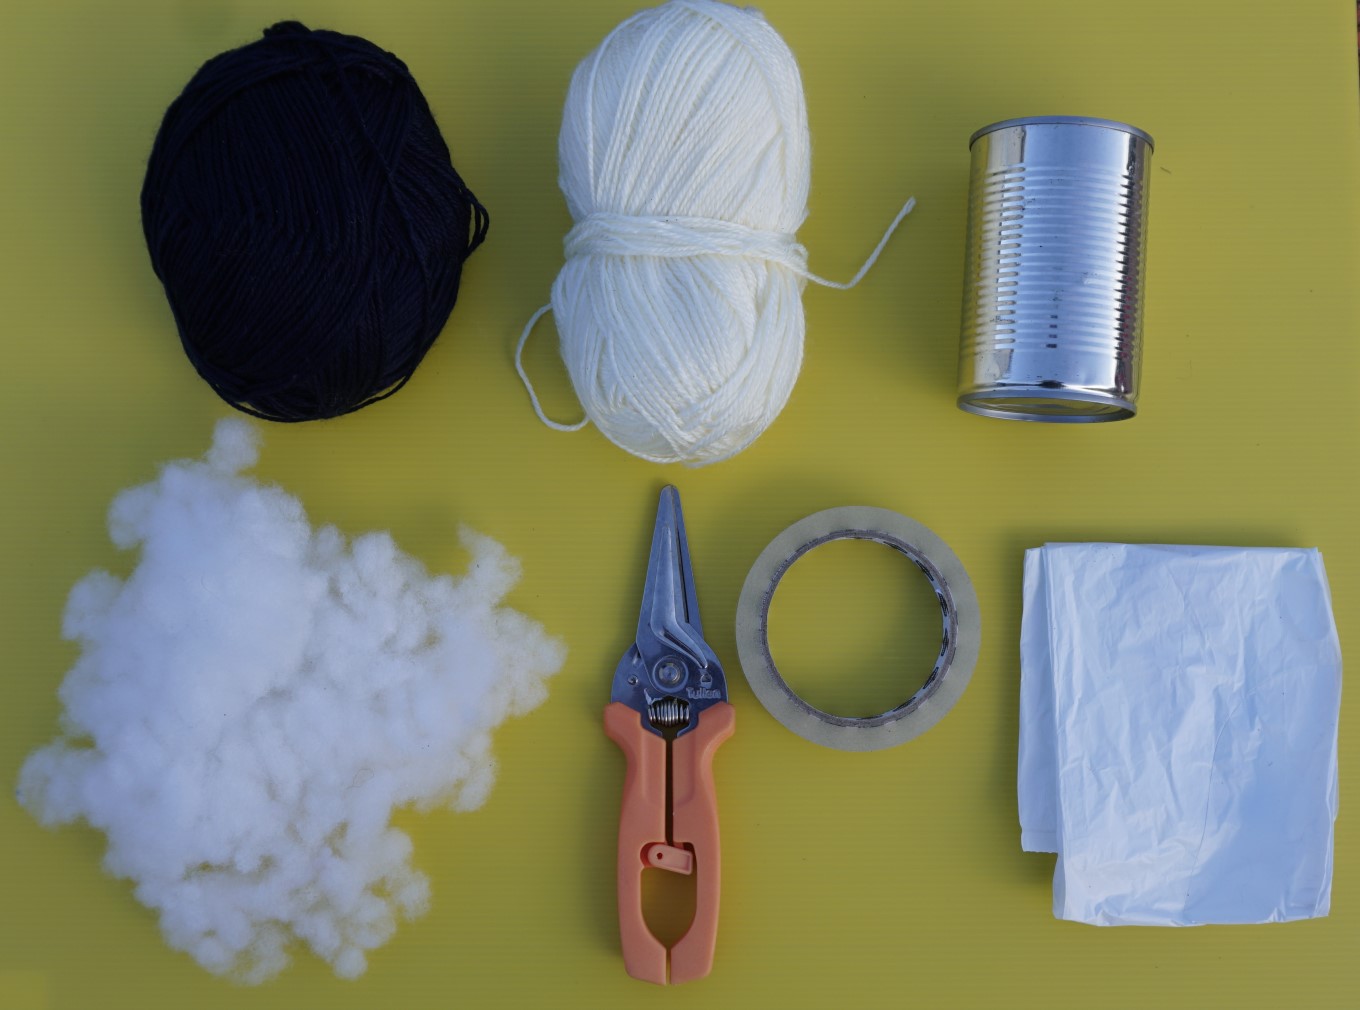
left=735, top=507, right=980, bottom=751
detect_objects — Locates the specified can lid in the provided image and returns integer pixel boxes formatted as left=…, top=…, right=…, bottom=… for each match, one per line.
left=969, top=116, right=1154, bottom=150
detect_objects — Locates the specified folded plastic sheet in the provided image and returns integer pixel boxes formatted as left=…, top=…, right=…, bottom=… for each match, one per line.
left=1019, top=544, right=1342, bottom=926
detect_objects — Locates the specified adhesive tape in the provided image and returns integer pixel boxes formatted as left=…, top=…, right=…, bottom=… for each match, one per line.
left=735, top=507, right=980, bottom=751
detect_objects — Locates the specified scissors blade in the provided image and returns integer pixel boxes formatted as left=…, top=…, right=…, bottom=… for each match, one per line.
left=638, top=485, right=708, bottom=667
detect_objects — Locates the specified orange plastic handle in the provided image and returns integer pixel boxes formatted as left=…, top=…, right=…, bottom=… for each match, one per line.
left=667, top=701, right=734, bottom=983
left=604, top=702, right=669, bottom=984
left=604, top=701, right=735, bottom=985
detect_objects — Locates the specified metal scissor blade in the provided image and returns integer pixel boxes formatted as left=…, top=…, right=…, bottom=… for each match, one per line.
left=638, top=485, right=708, bottom=667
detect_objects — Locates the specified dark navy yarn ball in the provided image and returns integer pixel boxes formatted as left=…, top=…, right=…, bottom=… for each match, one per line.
left=142, top=22, right=488, bottom=422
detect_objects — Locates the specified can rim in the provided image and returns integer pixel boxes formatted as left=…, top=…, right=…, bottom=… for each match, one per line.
left=969, top=116, right=1154, bottom=150
left=957, top=388, right=1137, bottom=423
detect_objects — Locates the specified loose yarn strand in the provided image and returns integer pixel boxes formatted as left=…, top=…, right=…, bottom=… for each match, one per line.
left=515, top=305, right=589, bottom=432
left=802, top=197, right=916, bottom=291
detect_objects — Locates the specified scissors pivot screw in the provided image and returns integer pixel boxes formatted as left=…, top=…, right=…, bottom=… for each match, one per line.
left=653, top=658, right=686, bottom=688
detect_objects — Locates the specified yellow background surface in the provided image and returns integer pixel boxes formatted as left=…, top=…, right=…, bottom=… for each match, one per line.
left=2, top=1, right=1357, bottom=1007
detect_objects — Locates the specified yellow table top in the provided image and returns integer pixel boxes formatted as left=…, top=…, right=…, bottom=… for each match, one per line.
left=2, top=1, right=1357, bottom=1007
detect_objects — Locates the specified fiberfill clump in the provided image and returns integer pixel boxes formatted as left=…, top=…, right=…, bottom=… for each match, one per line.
left=17, top=419, right=564, bottom=982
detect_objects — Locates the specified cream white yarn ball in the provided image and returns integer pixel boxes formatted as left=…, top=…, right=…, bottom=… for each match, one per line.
left=551, top=0, right=814, bottom=466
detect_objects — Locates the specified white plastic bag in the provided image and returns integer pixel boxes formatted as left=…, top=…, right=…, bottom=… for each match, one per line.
left=1019, top=543, right=1342, bottom=925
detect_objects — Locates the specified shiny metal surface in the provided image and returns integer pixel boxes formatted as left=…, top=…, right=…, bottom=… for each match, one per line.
left=957, top=117, right=1154, bottom=422
left=611, top=485, right=728, bottom=737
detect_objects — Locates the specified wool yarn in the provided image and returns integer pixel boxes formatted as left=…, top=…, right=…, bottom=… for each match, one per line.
left=517, top=0, right=912, bottom=465
left=143, top=22, right=488, bottom=422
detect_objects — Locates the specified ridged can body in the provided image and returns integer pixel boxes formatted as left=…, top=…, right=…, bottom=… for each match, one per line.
left=957, top=117, right=1154, bottom=422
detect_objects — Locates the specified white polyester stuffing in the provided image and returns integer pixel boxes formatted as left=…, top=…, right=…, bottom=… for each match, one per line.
left=18, top=419, right=566, bottom=982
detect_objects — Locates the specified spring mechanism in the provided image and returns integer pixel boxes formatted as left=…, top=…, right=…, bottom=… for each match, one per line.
left=648, top=696, right=691, bottom=729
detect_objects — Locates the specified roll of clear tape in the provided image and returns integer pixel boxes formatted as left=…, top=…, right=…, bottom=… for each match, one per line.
left=735, top=507, right=980, bottom=751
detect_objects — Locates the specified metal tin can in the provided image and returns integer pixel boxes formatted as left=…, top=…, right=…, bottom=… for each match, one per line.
left=956, top=116, right=1154, bottom=422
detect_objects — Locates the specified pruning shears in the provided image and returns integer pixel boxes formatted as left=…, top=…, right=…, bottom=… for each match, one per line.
left=605, top=486, right=735, bottom=985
